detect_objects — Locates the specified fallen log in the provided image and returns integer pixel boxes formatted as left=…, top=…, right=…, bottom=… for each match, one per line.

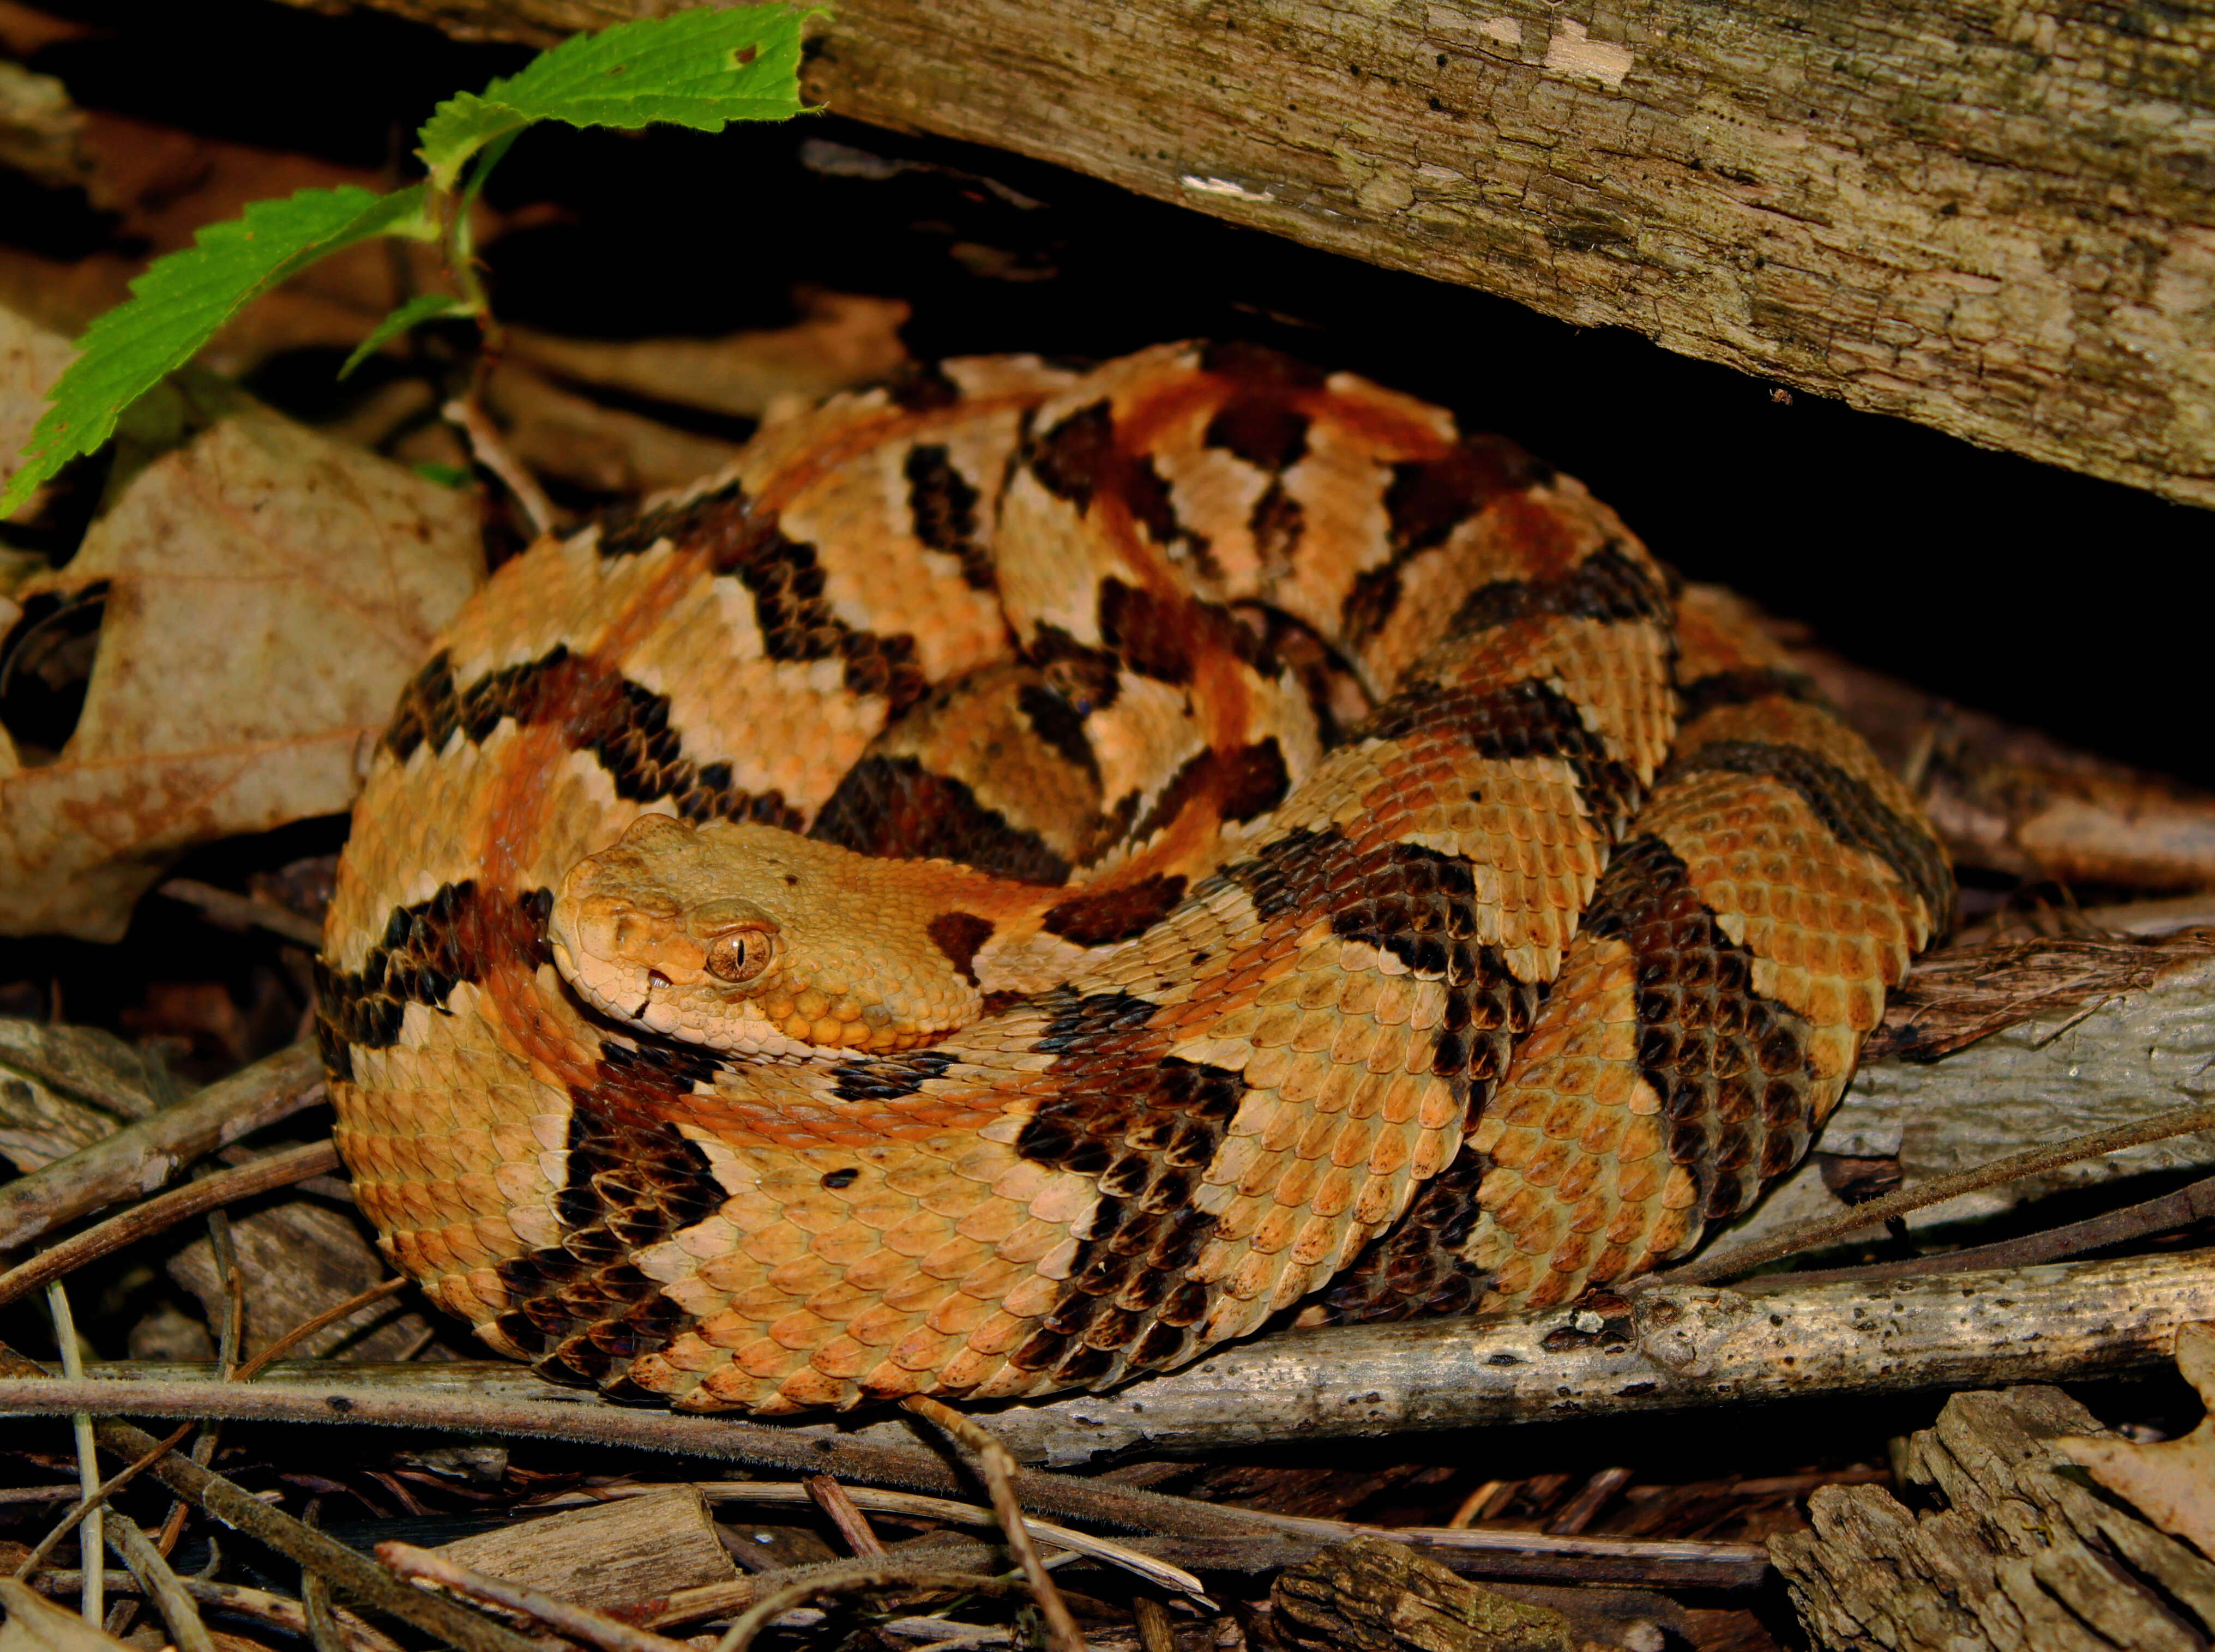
left=272, top=0, right=2215, bottom=508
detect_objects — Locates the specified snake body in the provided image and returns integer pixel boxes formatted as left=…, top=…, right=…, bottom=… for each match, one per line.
left=317, top=343, right=1951, bottom=1413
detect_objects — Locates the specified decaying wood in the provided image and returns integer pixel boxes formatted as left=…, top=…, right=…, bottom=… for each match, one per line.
left=28, top=1247, right=2214, bottom=1469
left=375, top=1543, right=697, bottom=1652
left=274, top=0, right=2215, bottom=508
left=424, top=1486, right=737, bottom=1612
left=1271, top=1537, right=1574, bottom=1652
left=1718, top=937, right=2215, bottom=1261
left=0, top=1041, right=324, bottom=1252
left=1771, top=1385, right=2215, bottom=1651
left=1779, top=633, right=2215, bottom=889
left=167, top=1196, right=437, bottom=1364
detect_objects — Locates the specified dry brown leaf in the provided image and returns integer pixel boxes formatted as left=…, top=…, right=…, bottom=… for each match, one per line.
left=0, top=59, right=91, bottom=194
left=2060, top=1322, right=2215, bottom=1558
left=0, top=1580, right=135, bottom=1652
left=486, top=360, right=741, bottom=495
left=505, top=288, right=910, bottom=418
left=0, top=371, right=484, bottom=940
left=0, top=304, right=75, bottom=505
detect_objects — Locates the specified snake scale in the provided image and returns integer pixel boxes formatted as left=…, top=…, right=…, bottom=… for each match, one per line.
left=317, top=342, right=1953, bottom=1414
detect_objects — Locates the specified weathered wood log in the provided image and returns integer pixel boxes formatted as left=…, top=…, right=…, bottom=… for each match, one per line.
left=1771, top=1385, right=2215, bottom=1652
left=1270, top=1536, right=1573, bottom=1652
left=275, top=0, right=2215, bottom=509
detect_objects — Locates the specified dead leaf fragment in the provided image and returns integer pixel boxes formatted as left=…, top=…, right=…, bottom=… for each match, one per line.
left=505, top=288, right=910, bottom=418
left=0, top=372, right=484, bottom=940
left=0, top=1579, right=137, bottom=1652
left=0, top=304, right=76, bottom=505
left=0, top=59, right=90, bottom=193
left=2060, top=1322, right=2215, bottom=1559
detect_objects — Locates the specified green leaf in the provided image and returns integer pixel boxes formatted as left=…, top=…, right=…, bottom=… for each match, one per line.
left=417, top=8, right=810, bottom=192
left=411, top=461, right=473, bottom=489
left=1, top=184, right=435, bottom=519
left=339, top=293, right=477, bottom=379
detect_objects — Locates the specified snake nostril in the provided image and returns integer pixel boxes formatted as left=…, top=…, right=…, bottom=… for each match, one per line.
left=647, top=969, right=672, bottom=990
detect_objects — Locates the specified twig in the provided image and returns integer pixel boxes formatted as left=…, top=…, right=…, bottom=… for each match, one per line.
left=45, top=1281, right=101, bottom=1626
left=1546, top=1468, right=1633, bottom=1536
left=378, top=1541, right=696, bottom=1652
left=9, top=1424, right=194, bottom=1579
left=903, top=1395, right=1087, bottom=1652
left=1743, top=1169, right=2215, bottom=1291
left=711, top=1564, right=1032, bottom=1652
left=0, top=1486, right=77, bottom=1504
left=0, top=1041, right=326, bottom=1251
left=804, top=1474, right=886, bottom=1558
left=29, top=1571, right=404, bottom=1652
left=106, top=1510, right=216, bottom=1652
left=0, top=1141, right=342, bottom=1311
left=0, top=1341, right=547, bottom=1652
left=444, top=396, right=559, bottom=538
left=1647, top=1098, right=2215, bottom=1288
left=593, top=1481, right=1207, bottom=1601
left=234, top=1277, right=412, bottom=1380
left=1131, top=1595, right=1175, bottom=1652
left=0, top=1368, right=1267, bottom=1538
left=158, top=879, right=326, bottom=949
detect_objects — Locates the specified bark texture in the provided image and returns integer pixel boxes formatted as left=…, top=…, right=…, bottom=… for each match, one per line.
left=280, top=0, right=2215, bottom=508
left=1271, top=1536, right=1574, bottom=1652
left=1772, top=1385, right=2215, bottom=1652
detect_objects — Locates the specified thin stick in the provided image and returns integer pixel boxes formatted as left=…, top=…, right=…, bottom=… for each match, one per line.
left=804, top=1474, right=887, bottom=1558
left=158, top=879, right=326, bottom=949
left=0, top=1042, right=327, bottom=1252
left=0, top=1338, right=547, bottom=1652
left=44, top=1282, right=100, bottom=1626
left=234, top=1278, right=412, bottom=1380
left=903, top=1395, right=1086, bottom=1652
left=1650, top=1099, right=2215, bottom=1288
left=711, top=1564, right=1031, bottom=1652
left=0, top=1371, right=1267, bottom=1540
left=378, top=1541, right=696, bottom=1652
left=9, top=1424, right=194, bottom=1579
left=593, top=1481, right=1208, bottom=1600
left=1743, top=1170, right=2215, bottom=1291
left=444, top=396, right=558, bottom=538
left=29, top=1571, right=405, bottom=1652
left=0, top=1141, right=342, bottom=1312
left=1131, top=1595, right=1175, bottom=1652
left=106, top=1510, right=215, bottom=1652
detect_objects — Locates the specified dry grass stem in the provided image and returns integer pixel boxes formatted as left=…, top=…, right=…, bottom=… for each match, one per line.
left=594, top=1481, right=1208, bottom=1600
left=1651, top=1098, right=2215, bottom=1288
left=104, top=1509, right=214, bottom=1652
left=377, top=1541, right=696, bottom=1652
left=28, top=1572, right=404, bottom=1652
left=444, top=396, right=559, bottom=538
left=9, top=1424, right=193, bottom=1580
left=804, top=1474, right=887, bottom=1557
left=709, top=1564, right=1032, bottom=1652
left=902, top=1395, right=1088, bottom=1652
left=157, top=878, right=325, bottom=949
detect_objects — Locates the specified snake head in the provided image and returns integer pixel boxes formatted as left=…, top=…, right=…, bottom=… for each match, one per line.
left=547, top=812, right=1015, bottom=1057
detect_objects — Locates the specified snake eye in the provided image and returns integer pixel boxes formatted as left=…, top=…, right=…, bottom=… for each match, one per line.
left=703, top=924, right=777, bottom=984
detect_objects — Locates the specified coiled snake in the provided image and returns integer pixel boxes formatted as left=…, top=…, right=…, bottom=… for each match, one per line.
left=316, top=343, right=1952, bottom=1414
